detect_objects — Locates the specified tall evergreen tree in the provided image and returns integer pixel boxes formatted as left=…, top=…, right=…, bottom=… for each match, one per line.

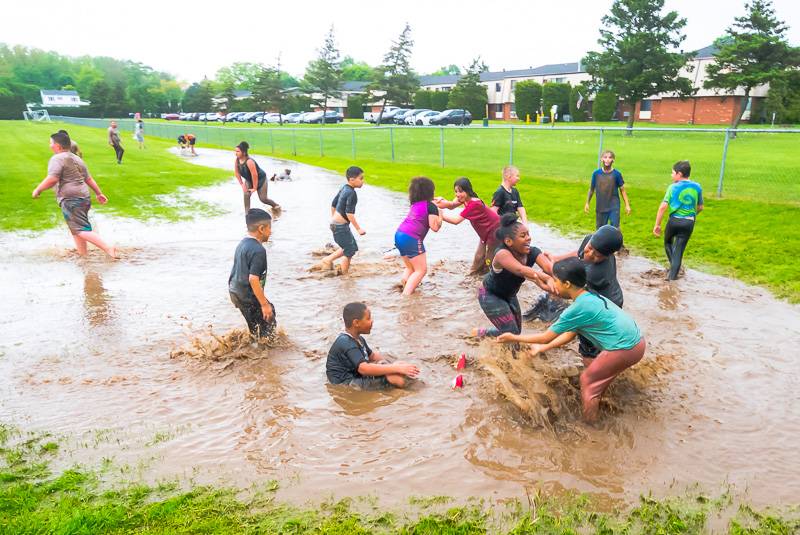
left=252, top=65, right=285, bottom=124
left=369, top=23, right=418, bottom=123
left=448, top=57, right=488, bottom=121
left=582, top=0, right=695, bottom=132
left=704, top=0, right=800, bottom=133
left=303, top=26, right=343, bottom=124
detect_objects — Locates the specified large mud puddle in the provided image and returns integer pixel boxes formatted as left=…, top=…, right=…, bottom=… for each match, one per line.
left=1, top=147, right=798, bottom=507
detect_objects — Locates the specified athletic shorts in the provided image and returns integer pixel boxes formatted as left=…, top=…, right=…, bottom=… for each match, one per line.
left=188, top=138, right=196, bottom=146
left=60, top=197, right=92, bottom=234
left=348, top=375, right=390, bottom=390
left=394, top=230, right=425, bottom=258
left=331, top=223, right=358, bottom=258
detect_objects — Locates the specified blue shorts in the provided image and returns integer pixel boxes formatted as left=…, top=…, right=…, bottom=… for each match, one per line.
left=331, top=223, right=358, bottom=258
left=394, top=230, right=425, bottom=258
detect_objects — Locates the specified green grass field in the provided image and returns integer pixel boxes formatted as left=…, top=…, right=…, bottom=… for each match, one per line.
left=2, top=119, right=799, bottom=301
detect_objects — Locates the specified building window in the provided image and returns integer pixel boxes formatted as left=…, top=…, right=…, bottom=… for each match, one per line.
left=511, top=80, right=517, bottom=90
left=495, top=83, right=501, bottom=92
left=553, top=77, right=566, bottom=83
left=72, top=97, right=78, bottom=102
left=48, top=96, right=54, bottom=101
left=441, top=86, right=451, bottom=91
left=640, top=99, right=653, bottom=111
left=495, top=104, right=504, bottom=113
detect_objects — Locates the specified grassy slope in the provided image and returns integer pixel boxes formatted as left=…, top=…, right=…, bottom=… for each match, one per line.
left=0, top=121, right=230, bottom=232
left=1, top=426, right=796, bottom=534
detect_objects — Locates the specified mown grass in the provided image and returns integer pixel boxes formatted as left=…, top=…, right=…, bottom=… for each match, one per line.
left=1, top=424, right=797, bottom=534
left=0, top=121, right=231, bottom=232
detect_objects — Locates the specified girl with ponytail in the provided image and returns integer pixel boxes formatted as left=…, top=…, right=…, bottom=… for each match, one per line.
left=473, top=213, right=556, bottom=340
left=498, top=257, right=646, bottom=423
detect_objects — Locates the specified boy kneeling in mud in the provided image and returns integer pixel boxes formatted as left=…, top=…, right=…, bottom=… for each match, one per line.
left=228, top=209, right=276, bottom=340
left=326, top=302, right=419, bottom=389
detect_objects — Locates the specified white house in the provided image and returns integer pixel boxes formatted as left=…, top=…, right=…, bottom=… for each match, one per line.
left=40, top=90, right=88, bottom=107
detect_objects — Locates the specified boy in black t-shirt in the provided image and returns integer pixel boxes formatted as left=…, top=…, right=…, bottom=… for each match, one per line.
left=326, top=302, right=419, bottom=389
left=491, top=165, right=528, bottom=226
left=319, top=166, right=366, bottom=275
left=229, top=209, right=276, bottom=339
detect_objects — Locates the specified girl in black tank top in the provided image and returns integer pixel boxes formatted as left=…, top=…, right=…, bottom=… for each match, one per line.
left=234, top=141, right=281, bottom=213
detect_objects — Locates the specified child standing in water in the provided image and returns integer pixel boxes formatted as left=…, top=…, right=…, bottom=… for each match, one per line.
left=326, top=302, right=420, bottom=389
left=585, top=150, right=631, bottom=229
left=474, top=214, right=555, bottom=338
left=498, top=257, right=646, bottom=423
left=394, top=177, right=442, bottom=295
left=491, top=165, right=528, bottom=226
left=653, top=160, right=703, bottom=280
left=234, top=141, right=281, bottom=215
left=321, top=166, right=366, bottom=275
left=435, top=177, right=501, bottom=274
left=228, top=209, right=276, bottom=339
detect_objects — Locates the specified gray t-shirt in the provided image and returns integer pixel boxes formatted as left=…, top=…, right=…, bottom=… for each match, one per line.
left=47, top=152, right=91, bottom=204
left=108, top=126, right=121, bottom=145
left=590, top=168, right=624, bottom=212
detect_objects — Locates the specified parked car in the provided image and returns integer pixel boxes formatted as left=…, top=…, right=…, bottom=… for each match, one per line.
left=375, top=108, right=408, bottom=124
left=164, top=113, right=180, bottom=121
left=238, top=112, right=258, bottom=122
left=186, top=112, right=200, bottom=121
left=284, top=112, right=303, bottom=123
left=263, top=113, right=285, bottom=124
left=204, top=112, right=221, bottom=122
left=412, top=110, right=441, bottom=126
left=399, top=109, right=430, bottom=125
left=363, top=106, right=398, bottom=123
left=222, top=112, right=243, bottom=122
left=429, top=109, right=472, bottom=126
left=247, top=111, right=266, bottom=123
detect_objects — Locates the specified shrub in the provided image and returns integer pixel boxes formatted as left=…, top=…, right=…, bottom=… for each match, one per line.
left=569, top=84, right=589, bottom=122
left=413, top=90, right=433, bottom=110
left=346, top=95, right=364, bottom=119
left=542, top=82, right=571, bottom=121
left=514, top=81, right=542, bottom=122
left=592, top=90, right=618, bottom=121
left=0, top=93, right=27, bottom=119
left=430, top=90, right=450, bottom=111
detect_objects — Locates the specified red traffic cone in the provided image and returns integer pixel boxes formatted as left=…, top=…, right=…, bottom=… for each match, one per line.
left=452, top=374, right=464, bottom=389
left=456, top=353, right=466, bottom=370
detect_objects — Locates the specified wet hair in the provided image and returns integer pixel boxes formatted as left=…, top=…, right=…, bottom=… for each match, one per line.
left=236, top=141, right=250, bottom=156
left=343, top=302, right=368, bottom=327
left=453, top=177, right=478, bottom=198
left=346, top=166, right=363, bottom=179
left=502, top=165, right=519, bottom=178
left=57, top=129, right=69, bottom=136
left=552, top=257, right=587, bottom=288
left=601, top=149, right=616, bottom=159
left=408, top=176, right=435, bottom=204
left=245, top=208, right=271, bottom=231
left=495, top=213, right=524, bottom=244
left=51, top=131, right=71, bottom=150
left=673, top=160, right=691, bottom=178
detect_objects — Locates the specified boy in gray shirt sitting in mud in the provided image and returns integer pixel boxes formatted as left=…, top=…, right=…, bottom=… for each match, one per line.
left=326, top=302, right=419, bottom=390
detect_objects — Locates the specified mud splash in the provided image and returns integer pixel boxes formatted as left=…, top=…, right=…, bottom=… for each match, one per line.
left=1, top=147, right=799, bottom=509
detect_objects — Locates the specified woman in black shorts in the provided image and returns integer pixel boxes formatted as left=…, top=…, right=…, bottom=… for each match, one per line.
left=234, top=141, right=281, bottom=213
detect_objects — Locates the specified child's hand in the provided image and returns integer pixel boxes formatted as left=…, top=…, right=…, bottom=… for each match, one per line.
left=652, top=224, right=661, bottom=237
left=584, top=202, right=590, bottom=214
left=396, top=362, right=419, bottom=378
left=625, top=205, right=632, bottom=215
left=97, top=193, right=108, bottom=205
left=31, top=188, right=40, bottom=199
left=496, top=333, right=517, bottom=344
left=261, top=302, right=273, bottom=321
left=358, top=228, right=366, bottom=236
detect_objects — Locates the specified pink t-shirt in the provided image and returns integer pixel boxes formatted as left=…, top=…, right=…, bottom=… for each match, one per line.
left=461, top=199, right=500, bottom=243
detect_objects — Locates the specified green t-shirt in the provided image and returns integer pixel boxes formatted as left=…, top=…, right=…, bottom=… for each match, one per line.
left=550, top=292, right=641, bottom=351
left=663, top=180, right=703, bottom=218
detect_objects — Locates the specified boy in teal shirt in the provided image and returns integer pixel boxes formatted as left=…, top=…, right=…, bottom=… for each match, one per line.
left=653, top=160, right=703, bottom=280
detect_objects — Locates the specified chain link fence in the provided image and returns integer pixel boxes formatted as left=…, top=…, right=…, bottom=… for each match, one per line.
left=54, top=117, right=800, bottom=204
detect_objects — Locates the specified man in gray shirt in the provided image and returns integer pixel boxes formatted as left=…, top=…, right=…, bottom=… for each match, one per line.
left=108, top=121, right=124, bottom=164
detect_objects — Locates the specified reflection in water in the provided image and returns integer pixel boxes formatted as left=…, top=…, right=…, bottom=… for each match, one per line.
left=82, top=269, right=112, bottom=327
left=326, top=383, right=406, bottom=417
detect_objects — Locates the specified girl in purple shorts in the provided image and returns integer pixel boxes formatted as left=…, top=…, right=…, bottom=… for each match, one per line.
left=394, top=177, right=442, bottom=295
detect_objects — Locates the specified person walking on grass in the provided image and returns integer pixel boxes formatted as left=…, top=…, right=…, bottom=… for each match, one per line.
left=394, top=177, right=442, bottom=295
left=653, top=160, right=703, bottom=280
left=134, top=119, right=145, bottom=149
left=234, top=141, right=281, bottom=215
left=107, top=121, right=124, bottom=164
left=32, top=131, right=116, bottom=259
left=585, top=150, right=631, bottom=229
left=497, top=257, right=646, bottom=423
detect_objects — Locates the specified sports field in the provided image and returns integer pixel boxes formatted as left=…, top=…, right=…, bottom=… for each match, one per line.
left=15, top=118, right=798, bottom=301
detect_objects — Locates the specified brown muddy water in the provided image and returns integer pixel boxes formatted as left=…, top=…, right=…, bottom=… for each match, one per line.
left=1, top=147, right=799, bottom=507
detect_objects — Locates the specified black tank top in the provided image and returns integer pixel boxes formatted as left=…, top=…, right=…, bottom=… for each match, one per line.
left=237, top=157, right=266, bottom=184
left=482, top=245, right=542, bottom=300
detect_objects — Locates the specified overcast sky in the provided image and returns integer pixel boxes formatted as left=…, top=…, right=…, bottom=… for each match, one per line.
left=2, top=0, right=798, bottom=83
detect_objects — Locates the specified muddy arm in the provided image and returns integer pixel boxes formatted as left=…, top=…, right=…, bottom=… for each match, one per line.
left=32, top=175, right=59, bottom=197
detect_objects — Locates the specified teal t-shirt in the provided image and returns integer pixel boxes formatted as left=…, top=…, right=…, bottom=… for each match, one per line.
left=550, top=292, right=641, bottom=351
left=663, top=180, right=703, bottom=218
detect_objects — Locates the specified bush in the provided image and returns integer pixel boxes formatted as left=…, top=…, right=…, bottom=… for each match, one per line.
left=764, top=72, right=800, bottom=124
left=0, top=93, right=27, bottom=119
left=542, top=82, right=571, bottom=121
left=514, top=81, right=542, bottom=122
left=346, top=95, right=364, bottom=119
left=569, top=84, right=589, bottom=122
left=430, top=90, right=450, bottom=111
left=592, top=90, right=618, bottom=121
left=413, top=90, right=433, bottom=110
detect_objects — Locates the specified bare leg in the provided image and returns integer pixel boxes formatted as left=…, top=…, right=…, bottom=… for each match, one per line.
left=385, top=374, right=406, bottom=388
left=71, top=233, right=88, bottom=256
left=402, top=253, right=428, bottom=295
left=339, top=255, right=352, bottom=274
left=400, top=256, right=414, bottom=287
left=321, top=248, right=344, bottom=269
left=243, top=192, right=251, bottom=212
left=76, top=231, right=116, bottom=258
left=470, top=241, right=488, bottom=275
left=256, top=187, right=281, bottom=211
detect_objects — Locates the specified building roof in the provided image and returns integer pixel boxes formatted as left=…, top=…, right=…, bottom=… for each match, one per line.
left=341, top=80, right=369, bottom=91
left=41, top=89, right=79, bottom=96
left=693, top=44, right=719, bottom=59
left=419, top=62, right=585, bottom=87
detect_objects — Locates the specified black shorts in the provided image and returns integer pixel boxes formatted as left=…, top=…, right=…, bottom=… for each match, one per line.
left=348, top=375, right=390, bottom=390
left=188, top=138, right=196, bottom=146
left=331, top=223, right=358, bottom=258
left=229, top=293, right=276, bottom=339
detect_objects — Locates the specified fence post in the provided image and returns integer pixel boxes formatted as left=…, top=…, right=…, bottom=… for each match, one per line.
left=597, top=128, right=605, bottom=167
left=270, top=129, right=275, bottom=154
left=440, top=127, right=445, bottom=167
left=319, top=129, right=324, bottom=157
left=351, top=128, right=356, bottom=159
left=390, top=127, right=395, bottom=162
left=509, top=126, right=515, bottom=165
left=292, top=129, right=297, bottom=156
left=717, top=129, right=731, bottom=198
